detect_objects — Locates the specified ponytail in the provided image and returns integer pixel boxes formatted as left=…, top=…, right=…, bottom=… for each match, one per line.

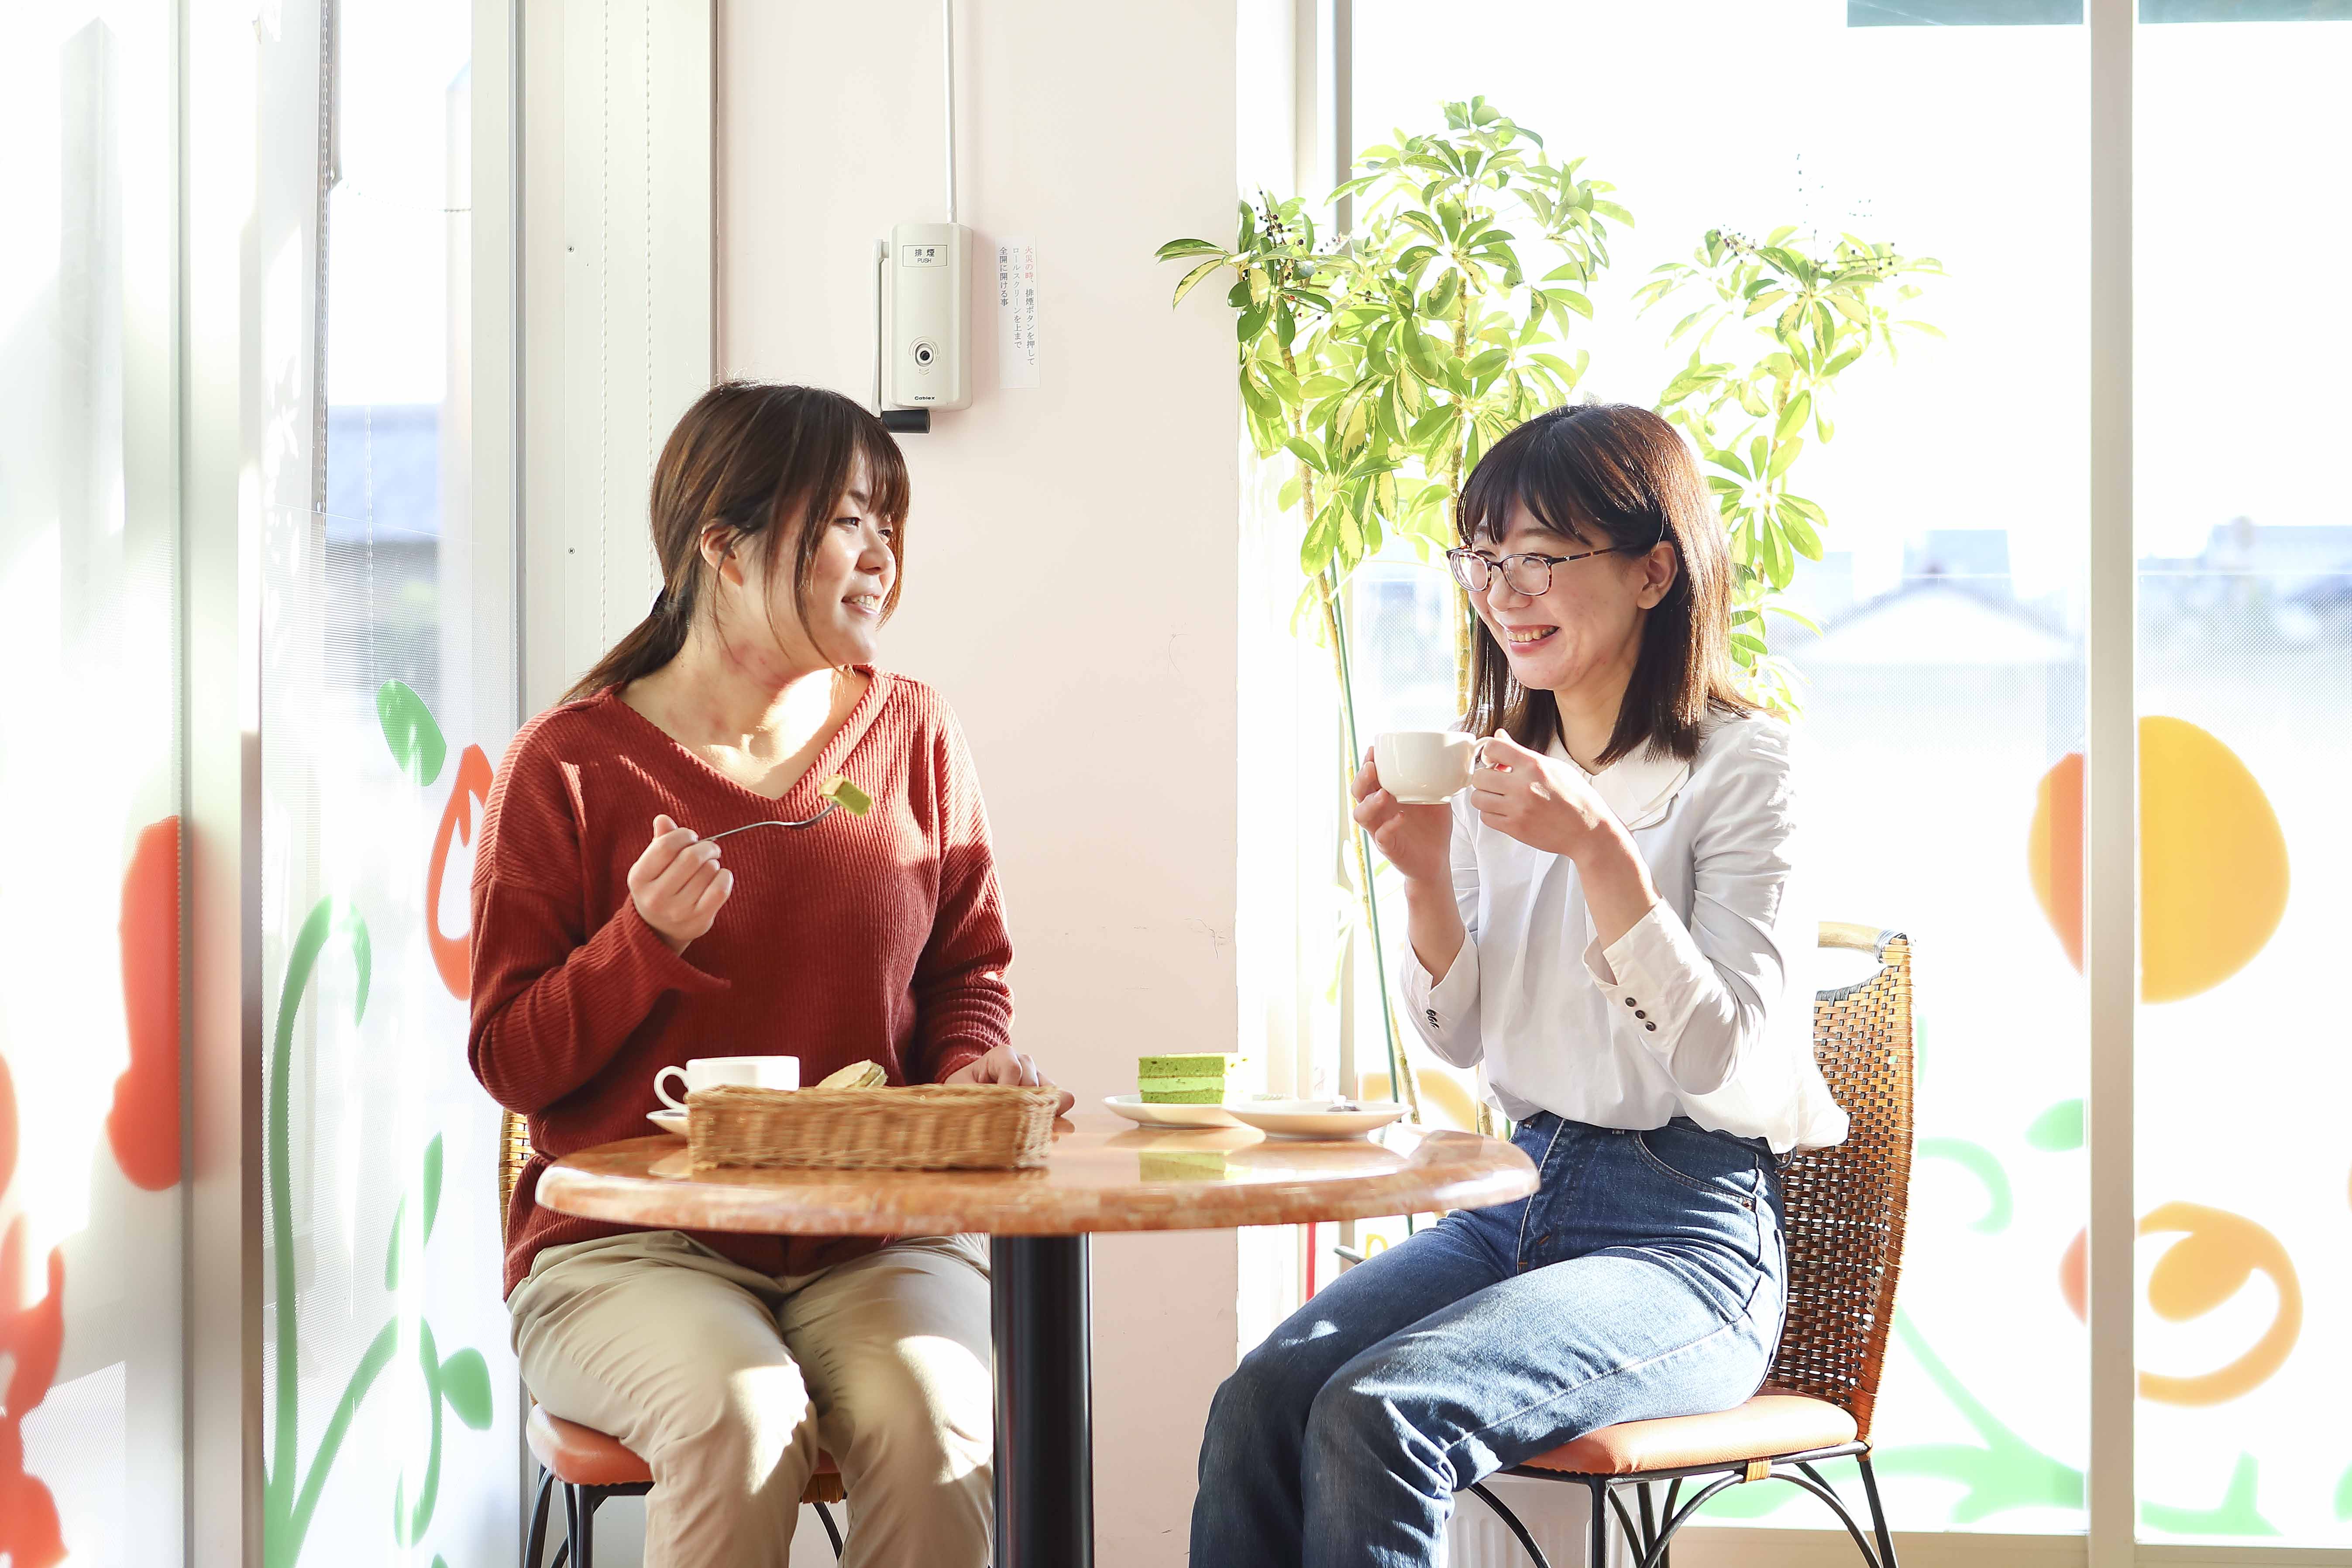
left=561, top=583, right=695, bottom=704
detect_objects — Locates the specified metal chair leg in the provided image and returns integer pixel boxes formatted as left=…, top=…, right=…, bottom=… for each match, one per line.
left=558, top=1482, right=579, bottom=1568
left=1465, top=1480, right=1555, bottom=1568
left=525, top=1468, right=554, bottom=1566
left=571, top=1484, right=596, bottom=1568
left=1589, top=1478, right=1610, bottom=1568
left=1858, top=1455, right=1899, bottom=1568
left=814, top=1498, right=845, bottom=1558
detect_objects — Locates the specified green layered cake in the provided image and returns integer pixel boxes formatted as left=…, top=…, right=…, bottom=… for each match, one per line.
left=1138, top=1052, right=1237, bottom=1104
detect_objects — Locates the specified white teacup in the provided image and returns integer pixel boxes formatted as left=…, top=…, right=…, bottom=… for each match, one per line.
left=654, top=1055, right=801, bottom=1111
left=1374, top=731, right=1484, bottom=805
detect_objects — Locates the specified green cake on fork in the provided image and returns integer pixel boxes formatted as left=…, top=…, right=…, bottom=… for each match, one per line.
left=1137, top=1053, right=1238, bottom=1105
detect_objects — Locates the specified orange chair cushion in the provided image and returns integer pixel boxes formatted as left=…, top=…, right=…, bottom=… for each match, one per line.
left=1515, top=1393, right=1859, bottom=1478
left=528, top=1405, right=653, bottom=1488
left=527, top=1404, right=839, bottom=1489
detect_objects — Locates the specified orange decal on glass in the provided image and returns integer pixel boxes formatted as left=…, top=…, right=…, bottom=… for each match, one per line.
left=2028, top=718, right=2288, bottom=1002
left=427, top=745, right=495, bottom=999
left=2027, top=752, right=2085, bottom=973
left=0, top=1054, right=69, bottom=1568
left=109, top=816, right=182, bottom=1190
left=2060, top=1226, right=2086, bottom=1322
left=2057, top=1206, right=2300, bottom=1406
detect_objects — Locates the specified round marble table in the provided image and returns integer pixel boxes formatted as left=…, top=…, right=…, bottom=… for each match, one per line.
left=539, top=1113, right=1537, bottom=1568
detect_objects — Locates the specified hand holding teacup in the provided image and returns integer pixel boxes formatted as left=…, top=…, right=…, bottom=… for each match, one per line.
left=1352, top=731, right=1480, bottom=887
left=1466, top=732, right=1614, bottom=859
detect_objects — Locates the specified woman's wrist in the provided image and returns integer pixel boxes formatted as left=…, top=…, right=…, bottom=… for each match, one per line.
left=1576, top=819, right=1661, bottom=950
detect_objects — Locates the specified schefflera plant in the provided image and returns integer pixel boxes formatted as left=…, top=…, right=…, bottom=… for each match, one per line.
left=1640, top=227, right=1944, bottom=712
left=1156, top=97, right=1627, bottom=1118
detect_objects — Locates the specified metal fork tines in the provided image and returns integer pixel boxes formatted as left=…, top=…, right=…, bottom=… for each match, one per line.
left=701, top=801, right=839, bottom=841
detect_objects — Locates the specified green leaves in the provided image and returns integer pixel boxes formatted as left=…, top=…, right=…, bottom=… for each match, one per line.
left=1645, top=225, right=1942, bottom=703
left=1155, top=99, right=1633, bottom=587
left=1169, top=256, right=1226, bottom=308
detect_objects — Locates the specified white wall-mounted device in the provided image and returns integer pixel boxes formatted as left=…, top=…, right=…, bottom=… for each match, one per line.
left=874, top=0, right=967, bottom=431
left=887, top=221, right=970, bottom=411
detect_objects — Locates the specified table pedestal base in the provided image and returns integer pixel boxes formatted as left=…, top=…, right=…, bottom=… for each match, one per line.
left=992, top=1234, right=1093, bottom=1568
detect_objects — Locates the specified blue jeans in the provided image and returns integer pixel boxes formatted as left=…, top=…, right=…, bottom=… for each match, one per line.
left=1191, top=1114, right=1786, bottom=1568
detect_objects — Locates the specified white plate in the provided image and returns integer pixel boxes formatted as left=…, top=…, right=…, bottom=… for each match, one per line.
left=1102, top=1094, right=1241, bottom=1129
left=647, top=1108, right=688, bottom=1136
left=1221, top=1099, right=1408, bottom=1141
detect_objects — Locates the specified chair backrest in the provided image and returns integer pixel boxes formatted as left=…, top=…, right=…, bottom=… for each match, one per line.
left=1764, top=922, right=1915, bottom=1443
left=498, top=1107, right=534, bottom=1246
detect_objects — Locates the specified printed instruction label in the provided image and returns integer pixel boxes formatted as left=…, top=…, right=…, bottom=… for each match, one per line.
left=996, top=240, right=1039, bottom=389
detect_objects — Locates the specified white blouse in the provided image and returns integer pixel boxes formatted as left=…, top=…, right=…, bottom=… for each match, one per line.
left=1400, top=712, right=1848, bottom=1153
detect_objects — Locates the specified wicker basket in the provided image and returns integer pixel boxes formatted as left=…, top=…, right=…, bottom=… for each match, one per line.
left=686, top=1083, right=1061, bottom=1172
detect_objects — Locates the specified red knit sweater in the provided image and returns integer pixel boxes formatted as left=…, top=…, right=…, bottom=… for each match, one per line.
left=469, top=672, right=1012, bottom=1296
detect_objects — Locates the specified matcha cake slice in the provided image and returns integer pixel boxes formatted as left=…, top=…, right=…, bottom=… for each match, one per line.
left=1138, top=1052, right=1238, bottom=1104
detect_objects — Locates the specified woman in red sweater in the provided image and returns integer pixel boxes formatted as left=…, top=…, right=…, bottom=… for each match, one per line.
left=471, top=382, right=1067, bottom=1568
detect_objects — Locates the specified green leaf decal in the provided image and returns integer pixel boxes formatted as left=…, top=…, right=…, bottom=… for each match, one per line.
left=2026, top=1098, right=2084, bottom=1152
left=376, top=679, right=447, bottom=787
left=438, top=1348, right=495, bottom=1430
left=420, top=1133, right=444, bottom=1242
left=1919, top=1138, right=2013, bottom=1234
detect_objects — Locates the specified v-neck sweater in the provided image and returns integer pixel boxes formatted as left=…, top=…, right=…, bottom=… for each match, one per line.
left=469, top=672, right=1012, bottom=1296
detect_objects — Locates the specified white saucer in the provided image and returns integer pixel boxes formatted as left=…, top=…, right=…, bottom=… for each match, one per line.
left=1221, top=1099, right=1408, bottom=1141
left=1102, top=1094, right=1241, bottom=1129
left=647, top=1108, right=688, bottom=1136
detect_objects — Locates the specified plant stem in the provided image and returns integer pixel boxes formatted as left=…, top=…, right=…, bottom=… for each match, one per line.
left=1449, top=287, right=1475, bottom=711
left=1321, top=577, right=1421, bottom=1125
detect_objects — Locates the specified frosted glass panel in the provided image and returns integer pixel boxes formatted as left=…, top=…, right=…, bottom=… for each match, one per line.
left=259, top=0, right=519, bottom=1563
left=2129, top=16, right=2352, bottom=1548
left=0, top=5, right=185, bottom=1565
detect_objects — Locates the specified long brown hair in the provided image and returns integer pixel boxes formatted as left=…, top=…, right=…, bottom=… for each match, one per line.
left=564, top=382, right=911, bottom=703
left=1457, top=403, right=1752, bottom=765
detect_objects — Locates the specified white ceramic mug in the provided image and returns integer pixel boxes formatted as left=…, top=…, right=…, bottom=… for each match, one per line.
left=653, top=1054, right=801, bottom=1111
left=1374, top=730, right=1484, bottom=804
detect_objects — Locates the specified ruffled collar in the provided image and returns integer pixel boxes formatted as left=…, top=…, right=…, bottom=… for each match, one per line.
left=1547, top=733, right=1692, bottom=831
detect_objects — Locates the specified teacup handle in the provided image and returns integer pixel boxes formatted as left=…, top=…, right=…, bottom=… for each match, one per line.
left=654, top=1065, right=691, bottom=1112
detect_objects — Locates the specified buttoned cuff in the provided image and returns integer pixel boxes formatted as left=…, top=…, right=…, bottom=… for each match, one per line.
left=1402, top=937, right=1480, bottom=1037
left=1582, top=901, right=1700, bottom=1052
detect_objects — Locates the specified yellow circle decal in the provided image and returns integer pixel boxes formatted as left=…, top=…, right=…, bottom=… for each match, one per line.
left=2029, top=716, right=2289, bottom=1003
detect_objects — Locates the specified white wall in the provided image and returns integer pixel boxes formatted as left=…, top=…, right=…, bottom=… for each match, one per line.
left=719, top=2, right=1243, bottom=1562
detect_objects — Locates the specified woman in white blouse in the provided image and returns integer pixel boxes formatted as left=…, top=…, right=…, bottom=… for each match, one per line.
left=1192, top=404, right=1847, bottom=1568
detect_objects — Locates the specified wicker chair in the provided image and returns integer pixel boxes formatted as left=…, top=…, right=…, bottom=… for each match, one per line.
left=500, top=1111, right=849, bottom=1565
left=1468, top=922, right=1915, bottom=1568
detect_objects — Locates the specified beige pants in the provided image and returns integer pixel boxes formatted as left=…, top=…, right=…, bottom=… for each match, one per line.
left=510, top=1230, right=994, bottom=1568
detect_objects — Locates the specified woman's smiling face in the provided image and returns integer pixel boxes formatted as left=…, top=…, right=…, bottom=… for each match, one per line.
left=710, top=452, right=901, bottom=674
left=1468, top=498, right=1669, bottom=697
left=792, top=453, right=898, bottom=667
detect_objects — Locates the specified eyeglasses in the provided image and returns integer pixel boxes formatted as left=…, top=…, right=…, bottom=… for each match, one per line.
left=1445, top=546, right=1630, bottom=597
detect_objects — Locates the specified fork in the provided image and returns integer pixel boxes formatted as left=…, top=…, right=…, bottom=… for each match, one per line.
left=699, top=801, right=839, bottom=842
